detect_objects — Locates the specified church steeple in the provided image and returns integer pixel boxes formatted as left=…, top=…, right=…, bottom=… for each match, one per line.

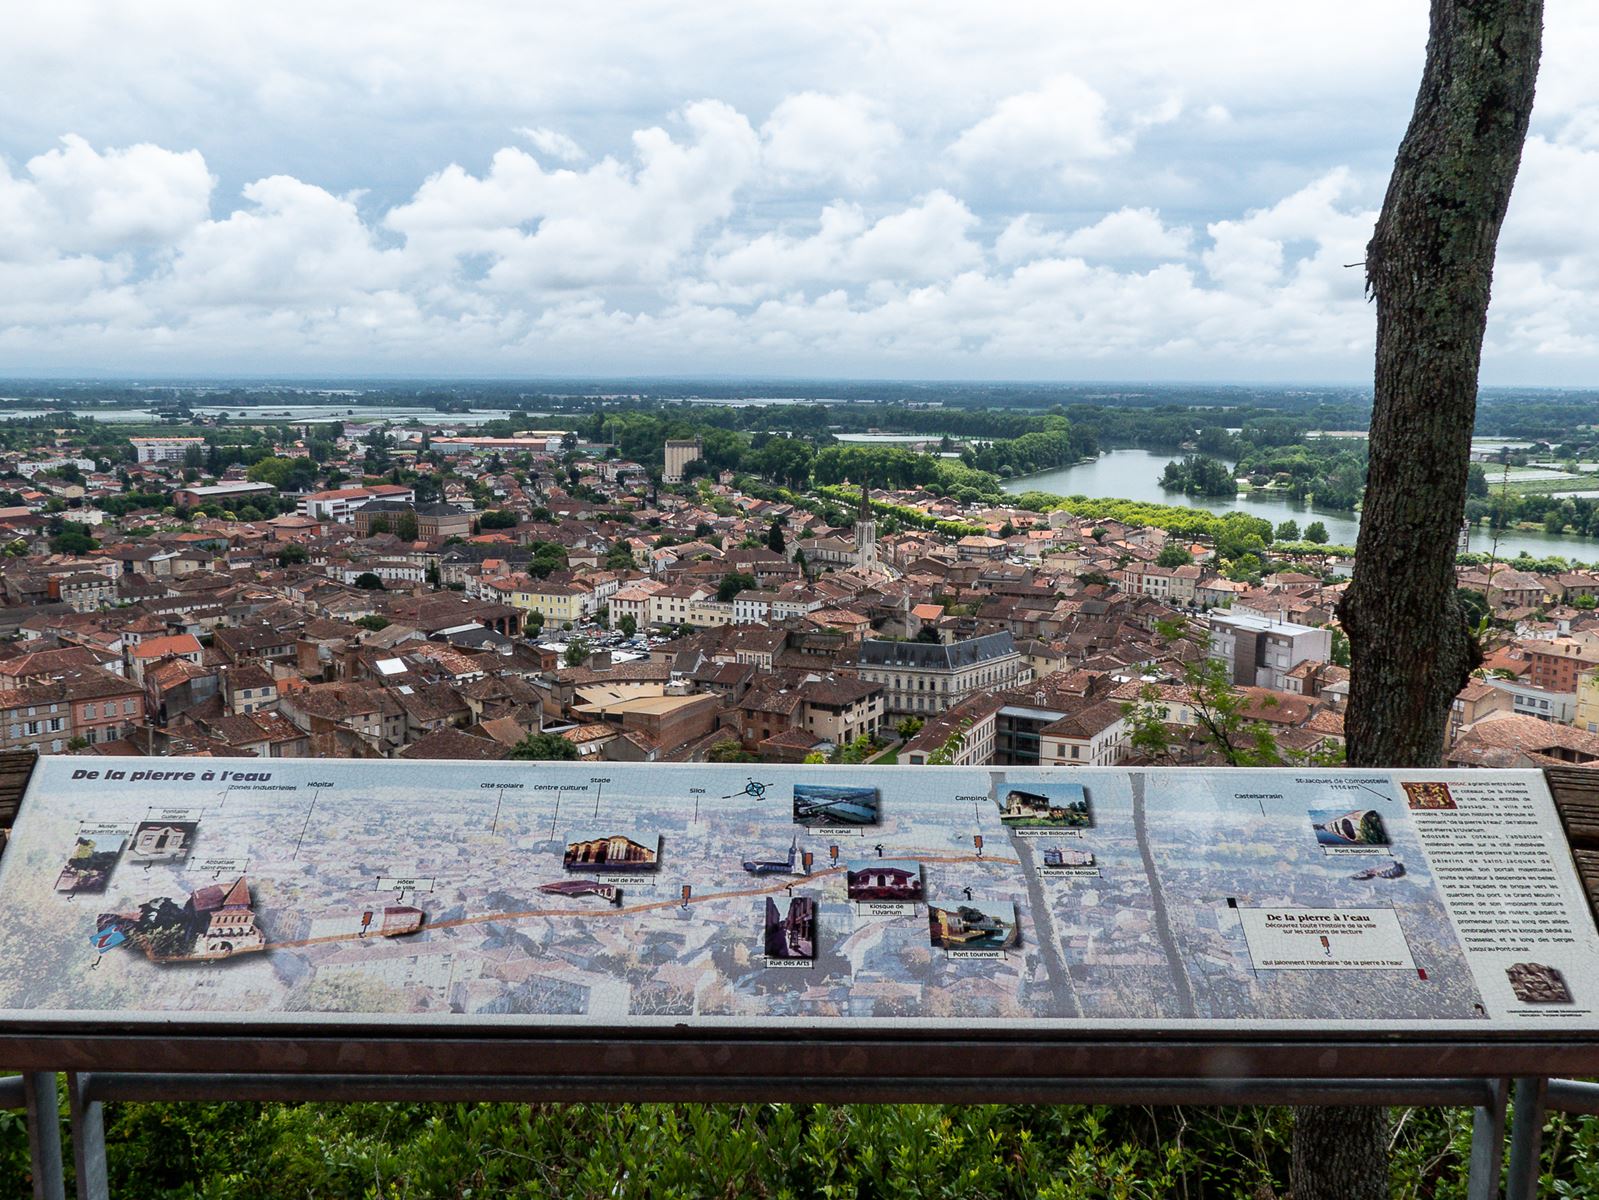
left=854, top=475, right=877, bottom=572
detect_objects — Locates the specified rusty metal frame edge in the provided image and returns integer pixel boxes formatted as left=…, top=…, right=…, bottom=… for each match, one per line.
left=5, top=1031, right=1599, bottom=1080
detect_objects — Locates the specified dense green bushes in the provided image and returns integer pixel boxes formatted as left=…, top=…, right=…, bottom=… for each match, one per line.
left=1007, top=493, right=1275, bottom=557
left=3, top=1092, right=1547, bottom=1199
left=813, top=486, right=986, bottom=538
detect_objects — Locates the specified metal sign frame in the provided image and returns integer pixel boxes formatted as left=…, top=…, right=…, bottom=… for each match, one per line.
left=3, top=759, right=1598, bottom=1198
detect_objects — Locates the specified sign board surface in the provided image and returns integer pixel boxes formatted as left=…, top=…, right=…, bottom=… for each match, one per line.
left=0, top=759, right=1594, bottom=1033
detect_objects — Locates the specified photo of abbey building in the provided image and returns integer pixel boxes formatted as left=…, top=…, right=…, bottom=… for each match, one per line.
left=98, top=876, right=266, bottom=964
left=563, top=832, right=660, bottom=872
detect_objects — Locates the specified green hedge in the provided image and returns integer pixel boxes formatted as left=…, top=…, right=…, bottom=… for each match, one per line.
left=2, top=1090, right=1526, bottom=1199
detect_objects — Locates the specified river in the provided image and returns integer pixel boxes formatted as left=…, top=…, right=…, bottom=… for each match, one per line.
left=1001, top=447, right=1595, bottom=563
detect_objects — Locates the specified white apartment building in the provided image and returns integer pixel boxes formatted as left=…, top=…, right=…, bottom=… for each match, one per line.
left=299, top=484, right=416, bottom=523
left=1207, top=611, right=1332, bottom=691
left=130, top=437, right=205, bottom=464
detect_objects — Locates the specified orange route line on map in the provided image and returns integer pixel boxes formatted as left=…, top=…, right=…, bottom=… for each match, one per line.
left=268, top=853, right=1021, bottom=951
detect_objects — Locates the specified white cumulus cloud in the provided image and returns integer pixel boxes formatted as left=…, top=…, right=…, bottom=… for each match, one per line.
left=760, top=92, right=901, bottom=189
left=949, top=75, right=1129, bottom=179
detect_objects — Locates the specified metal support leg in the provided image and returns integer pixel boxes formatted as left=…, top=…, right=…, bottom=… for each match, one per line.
left=22, top=1073, right=65, bottom=1200
left=1467, top=1077, right=1509, bottom=1200
left=1506, top=1076, right=1548, bottom=1200
left=67, top=1074, right=108, bottom=1200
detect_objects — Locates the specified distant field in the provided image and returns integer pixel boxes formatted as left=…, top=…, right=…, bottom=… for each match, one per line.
left=1490, top=472, right=1599, bottom=496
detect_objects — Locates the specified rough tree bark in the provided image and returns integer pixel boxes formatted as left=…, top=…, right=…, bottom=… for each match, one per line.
left=1306, top=4, right=1543, bottom=1200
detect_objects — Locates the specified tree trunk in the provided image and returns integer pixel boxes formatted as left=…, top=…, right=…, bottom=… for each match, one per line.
left=1314, top=5, right=1542, bottom=1200
left=1339, top=0, right=1543, bottom=770
left=1291, top=1107, right=1391, bottom=1200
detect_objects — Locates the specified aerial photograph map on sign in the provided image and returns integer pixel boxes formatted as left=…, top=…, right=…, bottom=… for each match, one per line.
left=0, top=758, right=1593, bottom=1031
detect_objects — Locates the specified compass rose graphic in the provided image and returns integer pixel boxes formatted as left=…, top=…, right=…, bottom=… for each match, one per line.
left=723, top=777, right=770, bottom=801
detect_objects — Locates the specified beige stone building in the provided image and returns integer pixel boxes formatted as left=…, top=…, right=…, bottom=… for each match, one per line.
left=854, top=632, right=1028, bottom=715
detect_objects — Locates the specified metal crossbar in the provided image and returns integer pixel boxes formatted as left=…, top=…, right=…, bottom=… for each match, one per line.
left=0, top=1074, right=26, bottom=1110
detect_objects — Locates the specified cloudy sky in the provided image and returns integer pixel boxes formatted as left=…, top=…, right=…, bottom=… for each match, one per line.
left=3, top=2, right=1597, bottom=384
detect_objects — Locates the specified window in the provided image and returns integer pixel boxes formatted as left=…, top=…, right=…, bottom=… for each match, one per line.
left=124, top=699, right=136, bottom=715
left=82, top=704, right=96, bottom=720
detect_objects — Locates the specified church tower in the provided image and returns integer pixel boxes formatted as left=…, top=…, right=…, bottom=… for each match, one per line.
left=854, top=478, right=878, bottom=572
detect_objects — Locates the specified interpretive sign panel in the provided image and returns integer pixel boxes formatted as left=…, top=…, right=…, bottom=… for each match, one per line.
left=0, top=759, right=1594, bottom=1032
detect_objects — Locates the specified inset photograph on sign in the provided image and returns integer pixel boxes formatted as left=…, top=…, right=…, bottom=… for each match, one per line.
left=928, top=900, right=1019, bottom=951
left=1349, top=860, right=1406, bottom=881
left=99, top=876, right=267, bottom=964
left=792, top=784, right=880, bottom=827
left=845, top=859, right=924, bottom=903
left=764, top=895, right=816, bottom=961
left=1043, top=847, right=1096, bottom=869
left=563, top=831, right=660, bottom=872
left=1506, top=962, right=1573, bottom=1004
left=538, top=879, right=624, bottom=905
left=1309, top=809, right=1390, bottom=848
left=997, top=783, right=1092, bottom=829
left=742, top=835, right=808, bottom=876
left=55, top=830, right=123, bottom=894
left=126, top=819, right=198, bottom=864
left=1402, top=782, right=1458, bottom=811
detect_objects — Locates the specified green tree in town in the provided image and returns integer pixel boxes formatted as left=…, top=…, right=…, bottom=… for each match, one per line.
left=717, top=572, right=757, bottom=603
left=1120, top=683, right=1179, bottom=764
left=50, top=522, right=98, bottom=555
left=563, top=638, right=590, bottom=668
left=766, top=519, right=786, bottom=555
left=354, top=572, right=383, bottom=590
left=1302, top=521, right=1328, bottom=544
left=508, top=732, right=579, bottom=761
left=618, top=614, right=638, bottom=638
left=1155, top=544, right=1192, bottom=568
left=1276, top=519, right=1300, bottom=541
left=924, top=719, right=971, bottom=766
left=1330, top=627, right=1351, bottom=668
left=707, top=739, right=756, bottom=763
left=832, top=735, right=874, bottom=765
